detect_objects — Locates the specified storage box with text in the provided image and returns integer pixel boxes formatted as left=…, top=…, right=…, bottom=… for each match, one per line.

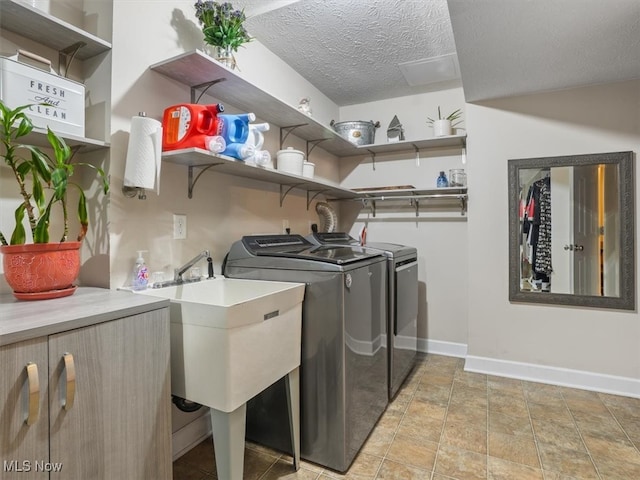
left=0, top=55, right=85, bottom=137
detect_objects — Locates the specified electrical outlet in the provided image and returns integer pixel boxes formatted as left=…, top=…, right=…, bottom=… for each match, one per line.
left=173, top=214, right=187, bottom=239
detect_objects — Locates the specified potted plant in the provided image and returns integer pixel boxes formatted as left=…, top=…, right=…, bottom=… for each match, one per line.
left=194, top=0, right=252, bottom=70
left=427, top=107, right=463, bottom=137
left=0, top=101, right=109, bottom=300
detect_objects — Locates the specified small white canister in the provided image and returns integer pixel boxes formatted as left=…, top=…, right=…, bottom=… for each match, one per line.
left=276, top=147, right=304, bottom=175
left=302, top=161, right=315, bottom=179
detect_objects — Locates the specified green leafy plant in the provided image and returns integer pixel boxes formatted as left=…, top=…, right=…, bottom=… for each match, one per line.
left=0, top=101, right=109, bottom=245
left=194, top=1, right=252, bottom=51
left=427, top=107, right=463, bottom=127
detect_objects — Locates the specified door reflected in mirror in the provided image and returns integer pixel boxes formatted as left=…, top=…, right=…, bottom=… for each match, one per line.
left=508, top=152, right=635, bottom=310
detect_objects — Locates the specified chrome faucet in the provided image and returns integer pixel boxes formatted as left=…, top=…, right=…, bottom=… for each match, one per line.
left=174, top=250, right=211, bottom=283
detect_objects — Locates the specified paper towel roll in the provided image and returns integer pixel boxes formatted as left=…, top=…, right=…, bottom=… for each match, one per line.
left=124, top=115, right=162, bottom=194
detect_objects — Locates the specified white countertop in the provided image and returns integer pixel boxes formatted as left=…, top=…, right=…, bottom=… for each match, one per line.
left=0, top=287, right=169, bottom=346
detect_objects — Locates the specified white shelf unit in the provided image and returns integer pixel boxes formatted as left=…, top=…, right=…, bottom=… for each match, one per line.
left=150, top=50, right=358, bottom=157
left=149, top=50, right=467, bottom=158
left=0, top=1, right=111, bottom=59
left=350, top=187, right=468, bottom=216
left=0, top=0, right=112, bottom=151
left=150, top=50, right=468, bottom=209
left=162, top=148, right=358, bottom=206
left=358, top=136, right=466, bottom=154
left=24, top=128, right=110, bottom=152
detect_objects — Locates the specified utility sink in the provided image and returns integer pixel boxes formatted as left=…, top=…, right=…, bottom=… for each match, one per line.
left=136, top=276, right=305, bottom=412
left=138, top=276, right=304, bottom=329
left=136, top=276, right=304, bottom=479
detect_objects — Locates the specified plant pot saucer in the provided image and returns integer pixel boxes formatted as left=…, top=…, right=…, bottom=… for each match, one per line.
left=13, top=285, right=77, bottom=301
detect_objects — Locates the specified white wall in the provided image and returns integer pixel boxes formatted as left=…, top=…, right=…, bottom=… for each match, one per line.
left=339, top=88, right=469, bottom=354
left=465, top=80, right=640, bottom=392
left=108, top=1, right=341, bottom=289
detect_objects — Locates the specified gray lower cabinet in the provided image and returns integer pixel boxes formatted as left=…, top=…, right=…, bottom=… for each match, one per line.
left=1, top=308, right=171, bottom=479
left=0, top=337, right=49, bottom=479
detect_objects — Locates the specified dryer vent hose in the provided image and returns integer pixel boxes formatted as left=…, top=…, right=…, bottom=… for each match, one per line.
left=315, top=202, right=338, bottom=232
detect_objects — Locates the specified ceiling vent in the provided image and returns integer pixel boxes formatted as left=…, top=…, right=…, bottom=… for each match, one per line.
left=399, top=53, right=460, bottom=87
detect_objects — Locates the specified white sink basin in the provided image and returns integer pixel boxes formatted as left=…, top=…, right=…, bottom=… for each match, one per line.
left=135, top=277, right=305, bottom=412
left=138, top=277, right=304, bottom=329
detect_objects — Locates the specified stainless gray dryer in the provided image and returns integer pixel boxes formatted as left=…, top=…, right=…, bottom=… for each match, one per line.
left=307, top=232, right=418, bottom=400
left=223, top=234, right=388, bottom=473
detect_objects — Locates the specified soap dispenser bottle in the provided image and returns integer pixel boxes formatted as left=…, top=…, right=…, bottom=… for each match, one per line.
left=132, top=250, right=149, bottom=291
left=436, top=171, right=449, bottom=188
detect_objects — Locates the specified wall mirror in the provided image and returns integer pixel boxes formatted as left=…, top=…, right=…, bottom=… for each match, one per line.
left=508, top=151, right=635, bottom=310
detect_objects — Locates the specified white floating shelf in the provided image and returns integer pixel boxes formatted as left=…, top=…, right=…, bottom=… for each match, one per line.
left=23, top=128, right=110, bottom=152
left=150, top=50, right=467, bottom=158
left=162, top=148, right=358, bottom=201
left=357, top=135, right=466, bottom=154
left=150, top=50, right=357, bottom=156
left=0, top=0, right=112, bottom=60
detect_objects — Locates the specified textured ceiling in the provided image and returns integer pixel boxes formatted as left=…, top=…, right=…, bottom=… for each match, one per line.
left=237, top=0, right=460, bottom=105
left=234, top=0, right=640, bottom=106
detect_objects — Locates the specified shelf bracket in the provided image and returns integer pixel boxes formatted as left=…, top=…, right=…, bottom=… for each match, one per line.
left=412, top=143, right=420, bottom=167
left=59, top=41, right=86, bottom=78
left=361, top=198, right=376, bottom=217
left=188, top=163, right=223, bottom=198
left=460, top=195, right=467, bottom=216
left=68, top=144, right=83, bottom=161
left=306, top=138, right=328, bottom=159
left=414, top=198, right=420, bottom=217
left=366, top=150, right=376, bottom=170
left=280, top=124, right=308, bottom=149
left=307, top=189, right=328, bottom=209
left=279, top=183, right=304, bottom=207
left=191, top=78, right=227, bottom=104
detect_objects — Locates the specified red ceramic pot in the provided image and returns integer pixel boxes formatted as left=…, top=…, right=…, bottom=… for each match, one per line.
left=1, top=242, right=81, bottom=300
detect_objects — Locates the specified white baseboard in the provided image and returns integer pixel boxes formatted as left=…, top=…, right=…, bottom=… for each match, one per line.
left=172, top=412, right=212, bottom=461
left=418, top=338, right=468, bottom=358
left=465, top=355, right=640, bottom=399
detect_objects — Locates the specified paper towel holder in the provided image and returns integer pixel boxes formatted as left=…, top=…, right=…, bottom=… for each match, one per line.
left=123, top=112, right=151, bottom=200
left=122, top=185, right=147, bottom=199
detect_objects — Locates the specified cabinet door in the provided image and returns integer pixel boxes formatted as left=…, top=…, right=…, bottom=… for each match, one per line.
left=0, top=338, right=49, bottom=479
left=48, top=309, right=171, bottom=479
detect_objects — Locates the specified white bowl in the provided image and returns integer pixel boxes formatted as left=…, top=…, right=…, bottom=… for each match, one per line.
left=276, top=147, right=304, bottom=175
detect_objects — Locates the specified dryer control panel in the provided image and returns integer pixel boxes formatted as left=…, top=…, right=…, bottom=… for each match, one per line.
left=242, top=234, right=311, bottom=254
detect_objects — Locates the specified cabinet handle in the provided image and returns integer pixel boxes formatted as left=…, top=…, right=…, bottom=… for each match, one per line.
left=62, top=353, right=76, bottom=411
left=26, top=362, right=40, bottom=425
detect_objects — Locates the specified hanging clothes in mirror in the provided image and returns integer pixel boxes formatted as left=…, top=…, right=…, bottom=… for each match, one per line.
left=522, top=170, right=552, bottom=292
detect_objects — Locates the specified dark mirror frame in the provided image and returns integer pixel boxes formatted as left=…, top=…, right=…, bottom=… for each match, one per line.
left=508, top=151, right=636, bottom=310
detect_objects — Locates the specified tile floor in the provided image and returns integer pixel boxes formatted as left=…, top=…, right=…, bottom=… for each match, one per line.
left=173, top=354, right=640, bottom=479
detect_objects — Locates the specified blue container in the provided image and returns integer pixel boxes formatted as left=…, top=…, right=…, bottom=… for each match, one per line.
left=436, top=171, right=449, bottom=188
